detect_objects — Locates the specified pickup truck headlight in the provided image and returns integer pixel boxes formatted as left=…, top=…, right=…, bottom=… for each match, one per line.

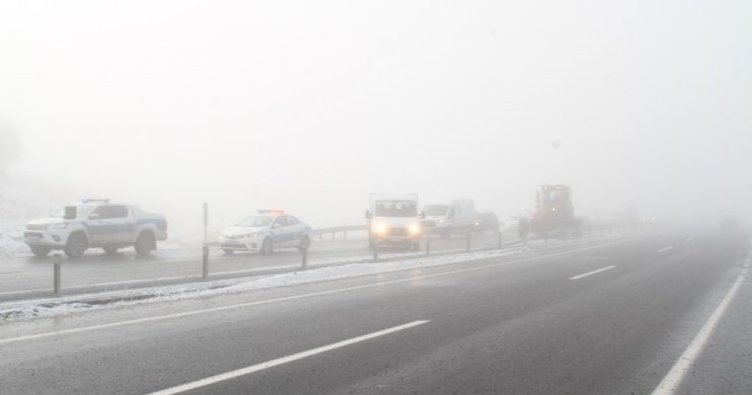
left=408, top=223, right=421, bottom=235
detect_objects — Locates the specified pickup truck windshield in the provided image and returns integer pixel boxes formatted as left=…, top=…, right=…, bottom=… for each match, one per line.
left=237, top=216, right=273, bottom=227
left=53, top=204, right=96, bottom=218
left=374, top=200, right=417, bottom=217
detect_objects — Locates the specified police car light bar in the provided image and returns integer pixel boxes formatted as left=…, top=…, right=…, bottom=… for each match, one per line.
left=81, top=198, right=111, bottom=204
left=258, top=209, right=285, bottom=215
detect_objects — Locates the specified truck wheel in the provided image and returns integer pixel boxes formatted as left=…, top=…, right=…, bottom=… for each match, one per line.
left=30, top=246, right=50, bottom=258
left=103, top=247, right=119, bottom=255
left=135, top=232, right=155, bottom=257
left=297, top=235, right=311, bottom=253
left=260, top=238, right=273, bottom=255
left=64, top=233, right=88, bottom=259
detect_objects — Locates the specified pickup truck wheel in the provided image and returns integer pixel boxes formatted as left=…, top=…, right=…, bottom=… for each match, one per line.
left=297, top=235, right=311, bottom=253
left=64, top=233, right=87, bottom=259
left=30, top=246, right=51, bottom=258
left=135, top=232, right=155, bottom=257
left=260, top=238, right=273, bottom=255
left=103, top=247, right=119, bottom=255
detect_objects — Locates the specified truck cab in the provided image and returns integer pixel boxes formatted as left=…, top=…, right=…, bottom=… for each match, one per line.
left=365, top=194, right=422, bottom=250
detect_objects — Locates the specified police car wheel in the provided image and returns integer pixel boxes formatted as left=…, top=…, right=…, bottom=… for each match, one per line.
left=30, top=245, right=51, bottom=258
left=222, top=249, right=235, bottom=255
left=260, top=238, right=273, bottom=255
left=64, top=233, right=87, bottom=259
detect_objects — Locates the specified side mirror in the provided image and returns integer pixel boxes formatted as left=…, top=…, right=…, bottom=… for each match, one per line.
left=64, top=206, right=77, bottom=220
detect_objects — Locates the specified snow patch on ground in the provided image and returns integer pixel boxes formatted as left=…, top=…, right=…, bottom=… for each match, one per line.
left=0, top=236, right=615, bottom=321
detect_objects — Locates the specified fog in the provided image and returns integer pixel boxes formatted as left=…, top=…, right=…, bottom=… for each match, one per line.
left=1, top=0, right=750, bottom=239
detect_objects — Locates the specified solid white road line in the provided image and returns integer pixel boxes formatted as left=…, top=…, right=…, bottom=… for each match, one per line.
left=147, top=320, right=430, bottom=395
left=569, top=265, right=616, bottom=280
left=651, top=272, right=747, bottom=395
left=657, top=246, right=674, bottom=253
left=0, top=239, right=630, bottom=346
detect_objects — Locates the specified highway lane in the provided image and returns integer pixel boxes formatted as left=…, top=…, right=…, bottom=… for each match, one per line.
left=1, top=229, right=746, bottom=395
left=0, top=232, right=520, bottom=299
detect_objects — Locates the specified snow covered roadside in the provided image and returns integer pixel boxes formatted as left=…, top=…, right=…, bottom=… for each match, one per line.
left=0, top=236, right=620, bottom=322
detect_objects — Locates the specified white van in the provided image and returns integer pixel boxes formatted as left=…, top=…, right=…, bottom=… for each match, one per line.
left=365, top=194, right=423, bottom=250
left=421, top=199, right=476, bottom=237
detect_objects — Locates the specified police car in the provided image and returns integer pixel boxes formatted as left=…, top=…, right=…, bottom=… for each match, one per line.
left=219, top=210, right=312, bottom=255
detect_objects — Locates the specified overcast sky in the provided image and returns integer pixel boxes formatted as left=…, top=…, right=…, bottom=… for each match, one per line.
left=1, top=0, right=750, bottom=236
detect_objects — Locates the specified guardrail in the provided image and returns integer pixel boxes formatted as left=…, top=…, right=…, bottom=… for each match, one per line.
left=310, top=225, right=364, bottom=241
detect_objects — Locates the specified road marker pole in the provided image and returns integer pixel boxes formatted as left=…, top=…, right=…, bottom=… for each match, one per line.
left=202, top=245, right=209, bottom=280
left=53, top=253, right=62, bottom=294
left=202, top=202, right=210, bottom=280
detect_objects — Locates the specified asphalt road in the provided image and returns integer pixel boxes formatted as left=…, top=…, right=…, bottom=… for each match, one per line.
left=0, top=232, right=518, bottom=299
left=1, top=228, right=749, bottom=394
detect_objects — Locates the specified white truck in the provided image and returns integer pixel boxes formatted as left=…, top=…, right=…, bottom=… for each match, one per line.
left=420, top=199, right=477, bottom=237
left=24, top=199, right=168, bottom=258
left=365, top=193, right=423, bottom=250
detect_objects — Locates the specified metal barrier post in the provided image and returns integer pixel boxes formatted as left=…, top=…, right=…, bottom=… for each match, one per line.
left=202, top=245, right=209, bottom=280
left=53, top=253, right=62, bottom=294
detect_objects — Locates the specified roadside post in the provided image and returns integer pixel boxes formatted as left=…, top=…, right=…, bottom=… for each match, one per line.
left=53, top=253, right=62, bottom=294
left=202, top=202, right=209, bottom=280
left=202, top=244, right=209, bottom=280
left=373, top=244, right=379, bottom=263
left=301, top=248, right=308, bottom=269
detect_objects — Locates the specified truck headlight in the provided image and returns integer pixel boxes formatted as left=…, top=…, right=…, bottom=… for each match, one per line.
left=408, top=223, right=421, bottom=235
left=373, top=223, right=388, bottom=235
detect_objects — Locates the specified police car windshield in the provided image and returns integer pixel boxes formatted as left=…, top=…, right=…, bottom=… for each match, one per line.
left=52, top=205, right=96, bottom=218
left=424, top=205, right=449, bottom=216
left=374, top=200, right=417, bottom=217
left=237, top=216, right=274, bottom=227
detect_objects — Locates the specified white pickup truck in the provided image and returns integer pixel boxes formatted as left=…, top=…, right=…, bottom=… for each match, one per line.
left=24, top=199, right=168, bottom=258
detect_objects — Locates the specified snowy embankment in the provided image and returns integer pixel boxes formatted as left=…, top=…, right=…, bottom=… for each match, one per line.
left=0, top=235, right=621, bottom=321
left=0, top=178, right=65, bottom=257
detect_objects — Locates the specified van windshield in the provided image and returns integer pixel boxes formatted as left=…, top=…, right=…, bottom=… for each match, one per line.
left=424, top=205, right=449, bottom=216
left=374, top=200, right=417, bottom=217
